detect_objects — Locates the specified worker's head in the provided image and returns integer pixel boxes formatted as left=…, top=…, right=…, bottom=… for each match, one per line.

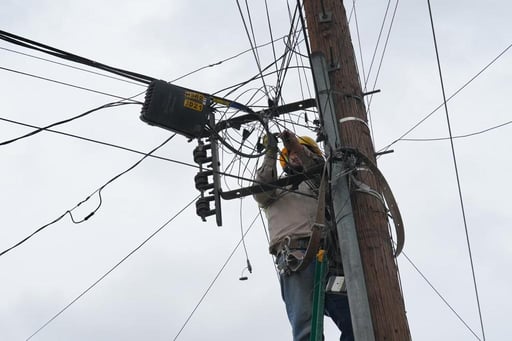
left=279, top=136, right=322, bottom=172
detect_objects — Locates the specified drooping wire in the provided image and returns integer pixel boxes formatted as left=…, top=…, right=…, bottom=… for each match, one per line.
left=172, top=211, right=260, bottom=341
left=25, top=195, right=198, bottom=341
left=258, top=208, right=280, bottom=282
left=427, top=2, right=486, bottom=340
left=239, top=198, right=253, bottom=277
left=378, top=39, right=512, bottom=154
left=0, top=134, right=176, bottom=258
left=0, top=101, right=140, bottom=147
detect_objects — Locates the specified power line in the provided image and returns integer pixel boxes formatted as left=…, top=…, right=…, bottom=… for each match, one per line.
left=427, top=2, right=486, bottom=340
left=169, top=35, right=288, bottom=83
left=0, top=29, right=155, bottom=85
left=0, top=101, right=140, bottom=147
left=363, top=0, right=393, bottom=89
left=172, top=211, right=260, bottom=341
left=400, top=250, right=481, bottom=340
left=365, top=0, right=400, bottom=111
left=352, top=0, right=368, bottom=92
left=0, top=134, right=176, bottom=258
left=274, top=4, right=304, bottom=104
left=400, top=120, right=512, bottom=142
left=0, top=112, right=311, bottom=197
left=0, top=65, right=137, bottom=100
left=25, top=195, right=198, bottom=341
left=0, top=115, right=196, bottom=167
left=0, top=45, right=146, bottom=87
left=0, top=31, right=299, bottom=102
left=364, top=0, right=400, bottom=148
left=264, top=0, right=280, bottom=88
left=236, top=0, right=271, bottom=100
left=214, top=62, right=306, bottom=98
left=379, top=39, right=512, bottom=153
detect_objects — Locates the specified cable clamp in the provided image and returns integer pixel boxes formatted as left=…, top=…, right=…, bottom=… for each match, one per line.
left=339, top=116, right=369, bottom=130
left=349, top=174, right=386, bottom=209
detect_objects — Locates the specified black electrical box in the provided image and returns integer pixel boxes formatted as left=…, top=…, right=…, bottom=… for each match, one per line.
left=140, top=80, right=211, bottom=138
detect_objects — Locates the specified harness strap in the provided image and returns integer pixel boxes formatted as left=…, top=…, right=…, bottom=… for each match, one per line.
left=286, top=165, right=327, bottom=273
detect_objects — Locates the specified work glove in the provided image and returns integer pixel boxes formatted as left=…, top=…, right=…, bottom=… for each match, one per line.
left=262, top=132, right=278, bottom=156
left=279, top=130, right=301, bottom=153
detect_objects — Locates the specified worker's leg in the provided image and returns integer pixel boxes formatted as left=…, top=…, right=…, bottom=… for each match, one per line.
left=324, top=292, right=354, bottom=341
left=279, top=254, right=315, bottom=341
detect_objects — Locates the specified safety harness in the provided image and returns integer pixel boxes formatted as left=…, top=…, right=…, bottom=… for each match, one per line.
left=277, top=166, right=327, bottom=274
left=276, top=147, right=406, bottom=276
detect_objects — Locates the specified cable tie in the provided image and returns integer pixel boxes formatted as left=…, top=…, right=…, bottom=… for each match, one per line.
left=84, top=212, right=95, bottom=221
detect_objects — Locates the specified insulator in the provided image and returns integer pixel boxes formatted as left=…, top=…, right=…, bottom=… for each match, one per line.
left=196, top=196, right=215, bottom=220
left=193, top=143, right=212, bottom=164
left=194, top=171, right=214, bottom=191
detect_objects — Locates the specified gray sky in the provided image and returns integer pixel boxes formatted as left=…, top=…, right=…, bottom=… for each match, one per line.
left=1, top=1, right=511, bottom=340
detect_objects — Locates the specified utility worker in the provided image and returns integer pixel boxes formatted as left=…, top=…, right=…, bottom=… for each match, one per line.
left=254, top=130, right=353, bottom=341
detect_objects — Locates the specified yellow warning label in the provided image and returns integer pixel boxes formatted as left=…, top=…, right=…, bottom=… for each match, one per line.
left=212, top=97, right=230, bottom=106
left=183, top=99, right=204, bottom=112
left=185, top=91, right=204, bottom=103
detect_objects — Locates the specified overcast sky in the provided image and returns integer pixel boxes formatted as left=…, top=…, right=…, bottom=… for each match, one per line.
left=1, top=1, right=511, bottom=340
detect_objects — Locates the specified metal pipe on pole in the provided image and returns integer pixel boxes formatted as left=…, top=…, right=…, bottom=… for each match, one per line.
left=303, top=1, right=411, bottom=339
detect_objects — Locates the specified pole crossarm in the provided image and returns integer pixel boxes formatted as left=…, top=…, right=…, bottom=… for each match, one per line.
left=219, top=164, right=323, bottom=200
left=211, top=98, right=317, bottom=134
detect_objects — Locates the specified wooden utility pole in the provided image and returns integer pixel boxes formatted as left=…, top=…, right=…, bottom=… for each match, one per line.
left=302, top=1, right=411, bottom=340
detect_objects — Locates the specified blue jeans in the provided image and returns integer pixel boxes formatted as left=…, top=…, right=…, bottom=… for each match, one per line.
left=278, top=252, right=354, bottom=341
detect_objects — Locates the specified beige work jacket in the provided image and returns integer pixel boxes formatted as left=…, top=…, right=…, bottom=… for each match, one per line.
left=253, top=146, right=324, bottom=252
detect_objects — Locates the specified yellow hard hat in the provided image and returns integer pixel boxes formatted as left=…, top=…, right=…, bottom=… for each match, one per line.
left=279, top=136, right=322, bottom=169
